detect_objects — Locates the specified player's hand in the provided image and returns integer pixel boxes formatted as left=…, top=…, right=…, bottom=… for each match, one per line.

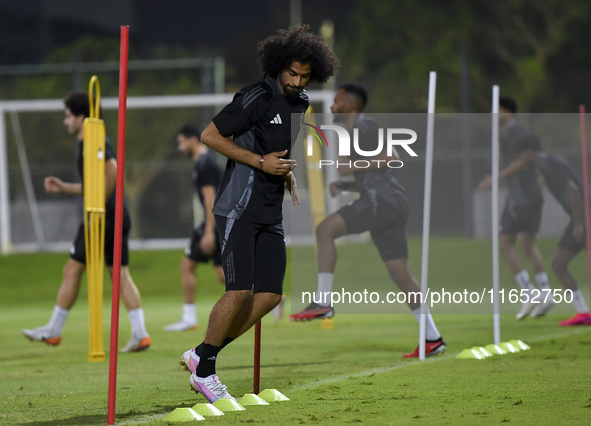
left=284, top=172, right=300, bottom=205
left=573, top=223, right=585, bottom=243
left=44, top=176, right=64, bottom=193
left=199, top=231, right=216, bottom=256
left=261, top=150, right=296, bottom=176
left=479, top=175, right=492, bottom=190
left=329, top=182, right=342, bottom=197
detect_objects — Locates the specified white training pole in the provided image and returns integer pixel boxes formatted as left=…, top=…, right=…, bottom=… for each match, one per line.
left=491, top=86, right=501, bottom=345
left=419, top=71, right=437, bottom=360
left=0, top=108, right=11, bottom=255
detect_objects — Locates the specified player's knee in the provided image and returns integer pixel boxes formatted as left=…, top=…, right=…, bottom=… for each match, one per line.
left=499, top=238, right=513, bottom=254
left=63, top=259, right=85, bottom=279
left=269, top=292, right=282, bottom=307
left=180, top=257, right=196, bottom=275
left=519, top=242, right=534, bottom=257
left=315, top=219, right=336, bottom=240
left=551, top=257, right=566, bottom=274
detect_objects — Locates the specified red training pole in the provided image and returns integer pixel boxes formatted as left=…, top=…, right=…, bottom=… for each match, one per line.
left=253, top=321, right=261, bottom=394
left=580, top=105, right=591, bottom=298
left=107, top=25, right=129, bottom=426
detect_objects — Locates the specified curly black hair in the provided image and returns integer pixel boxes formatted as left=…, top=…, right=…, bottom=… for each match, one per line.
left=64, top=91, right=90, bottom=118
left=258, top=25, right=339, bottom=83
left=64, top=90, right=102, bottom=118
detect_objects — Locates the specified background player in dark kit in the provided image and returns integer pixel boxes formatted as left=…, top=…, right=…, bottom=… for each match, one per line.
left=488, top=135, right=591, bottom=325
left=164, top=125, right=224, bottom=332
left=479, top=96, right=552, bottom=320
left=289, top=84, right=445, bottom=358
left=179, top=25, right=338, bottom=402
left=22, top=91, right=151, bottom=353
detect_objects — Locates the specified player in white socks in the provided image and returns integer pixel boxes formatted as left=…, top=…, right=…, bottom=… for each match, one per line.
left=290, top=84, right=445, bottom=358
left=163, top=125, right=224, bottom=332
left=21, top=91, right=150, bottom=352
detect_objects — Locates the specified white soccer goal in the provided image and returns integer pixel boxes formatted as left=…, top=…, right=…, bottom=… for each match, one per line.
left=0, top=91, right=335, bottom=254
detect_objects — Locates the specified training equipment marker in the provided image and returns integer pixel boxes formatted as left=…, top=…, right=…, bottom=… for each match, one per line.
left=254, top=321, right=261, bottom=394
left=83, top=75, right=106, bottom=363
left=107, top=25, right=129, bottom=426
left=491, top=85, right=501, bottom=345
left=579, top=105, right=591, bottom=298
left=419, top=71, right=437, bottom=360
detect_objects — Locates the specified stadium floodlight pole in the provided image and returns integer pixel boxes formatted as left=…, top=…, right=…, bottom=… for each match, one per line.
left=579, top=105, right=591, bottom=297
left=107, top=25, right=129, bottom=426
left=491, top=86, right=501, bottom=345
left=254, top=321, right=261, bottom=394
left=419, top=71, right=437, bottom=361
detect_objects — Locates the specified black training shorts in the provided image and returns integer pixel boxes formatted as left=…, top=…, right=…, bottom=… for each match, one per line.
left=338, top=194, right=409, bottom=262
left=215, top=215, right=286, bottom=294
left=500, top=202, right=542, bottom=235
left=70, top=221, right=129, bottom=267
left=185, top=224, right=222, bottom=266
left=558, top=219, right=586, bottom=254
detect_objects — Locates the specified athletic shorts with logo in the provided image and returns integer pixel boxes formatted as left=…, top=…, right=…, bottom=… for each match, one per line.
left=70, top=221, right=130, bottom=267
left=338, top=194, right=409, bottom=261
left=500, top=202, right=542, bottom=235
left=185, top=223, right=222, bottom=265
left=215, top=215, right=285, bottom=294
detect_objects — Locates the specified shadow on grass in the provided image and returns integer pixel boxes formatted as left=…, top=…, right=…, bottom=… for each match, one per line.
left=224, top=360, right=334, bottom=370
left=18, top=405, right=182, bottom=426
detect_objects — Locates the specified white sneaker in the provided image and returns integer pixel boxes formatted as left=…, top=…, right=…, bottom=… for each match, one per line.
left=163, top=320, right=198, bottom=332
left=531, top=299, right=555, bottom=317
left=119, top=335, right=151, bottom=353
left=22, top=326, right=61, bottom=346
left=180, top=347, right=200, bottom=375
left=190, top=374, right=235, bottom=403
left=516, top=301, right=536, bottom=320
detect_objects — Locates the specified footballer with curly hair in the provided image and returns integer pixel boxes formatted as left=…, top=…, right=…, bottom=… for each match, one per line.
left=179, top=25, right=338, bottom=402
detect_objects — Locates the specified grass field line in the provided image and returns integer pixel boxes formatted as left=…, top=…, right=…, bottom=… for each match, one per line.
left=290, top=326, right=591, bottom=392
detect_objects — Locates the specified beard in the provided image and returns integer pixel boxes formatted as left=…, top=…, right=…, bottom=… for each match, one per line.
left=279, top=75, right=304, bottom=104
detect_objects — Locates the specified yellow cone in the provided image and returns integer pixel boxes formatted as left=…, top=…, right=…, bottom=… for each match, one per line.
left=240, top=394, right=270, bottom=406
left=509, top=339, right=530, bottom=350
left=471, top=346, right=493, bottom=357
left=191, top=403, right=224, bottom=416
left=164, top=408, right=204, bottom=422
left=484, top=344, right=508, bottom=355
left=258, top=389, right=290, bottom=402
left=321, top=318, right=334, bottom=329
left=456, top=348, right=484, bottom=359
left=213, top=399, right=245, bottom=411
left=498, top=342, right=520, bottom=353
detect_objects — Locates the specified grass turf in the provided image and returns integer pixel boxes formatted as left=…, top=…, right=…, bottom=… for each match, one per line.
left=1, top=238, right=590, bottom=425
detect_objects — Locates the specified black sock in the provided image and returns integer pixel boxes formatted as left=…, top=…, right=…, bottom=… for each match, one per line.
left=195, top=338, right=233, bottom=357
left=195, top=343, right=220, bottom=378
left=221, top=337, right=234, bottom=349
left=194, top=342, right=204, bottom=356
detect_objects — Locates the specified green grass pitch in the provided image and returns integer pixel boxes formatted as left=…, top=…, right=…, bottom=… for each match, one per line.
left=1, top=238, right=591, bottom=425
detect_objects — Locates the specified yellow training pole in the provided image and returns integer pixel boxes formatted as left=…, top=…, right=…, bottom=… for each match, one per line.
left=84, top=76, right=106, bottom=362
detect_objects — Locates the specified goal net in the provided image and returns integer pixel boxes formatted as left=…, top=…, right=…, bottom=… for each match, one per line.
left=0, top=91, right=334, bottom=254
